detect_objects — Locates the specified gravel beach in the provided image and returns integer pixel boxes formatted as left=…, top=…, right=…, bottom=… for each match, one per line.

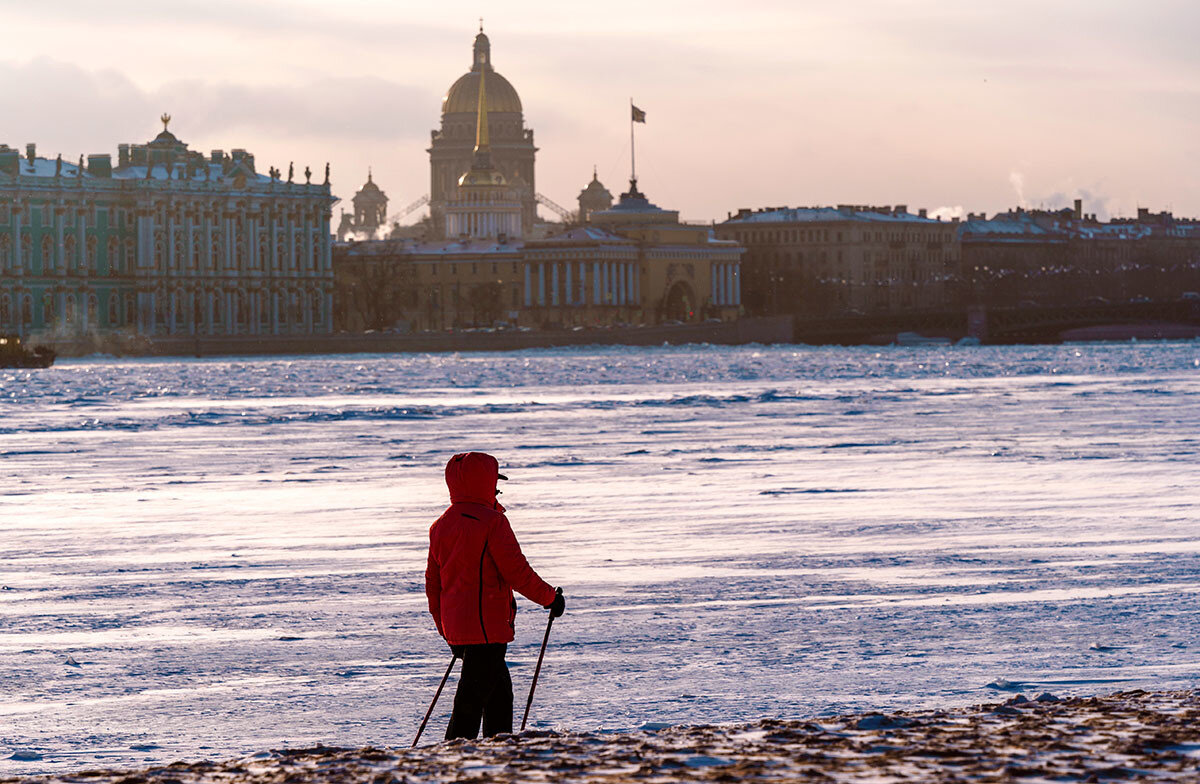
left=8, top=690, right=1198, bottom=783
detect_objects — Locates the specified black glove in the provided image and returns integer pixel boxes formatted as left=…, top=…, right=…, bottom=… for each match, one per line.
left=546, top=587, right=565, bottom=619
left=450, top=644, right=466, bottom=658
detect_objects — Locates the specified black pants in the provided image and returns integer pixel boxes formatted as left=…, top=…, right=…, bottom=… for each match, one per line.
left=445, top=643, right=512, bottom=740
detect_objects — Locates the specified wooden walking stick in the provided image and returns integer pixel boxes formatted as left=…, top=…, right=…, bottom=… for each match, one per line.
left=411, top=654, right=457, bottom=748
left=520, top=588, right=562, bottom=732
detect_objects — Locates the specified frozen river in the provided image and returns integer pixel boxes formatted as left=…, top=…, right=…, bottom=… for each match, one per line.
left=1, top=343, right=1199, bottom=774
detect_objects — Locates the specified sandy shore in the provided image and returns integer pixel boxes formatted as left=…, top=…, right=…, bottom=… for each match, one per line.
left=7, top=690, right=1198, bottom=783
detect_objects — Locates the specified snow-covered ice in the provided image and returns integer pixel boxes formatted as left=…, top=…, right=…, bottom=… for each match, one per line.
left=1, top=343, right=1198, bottom=774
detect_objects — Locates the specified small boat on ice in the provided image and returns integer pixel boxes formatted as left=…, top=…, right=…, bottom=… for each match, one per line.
left=0, top=334, right=55, bottom=368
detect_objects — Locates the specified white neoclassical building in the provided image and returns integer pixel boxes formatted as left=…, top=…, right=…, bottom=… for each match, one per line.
left=0, top=116, right=337, bottom=339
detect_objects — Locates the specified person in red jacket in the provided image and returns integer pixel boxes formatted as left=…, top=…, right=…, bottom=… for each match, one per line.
left=426, top=451, right=565, bottom=739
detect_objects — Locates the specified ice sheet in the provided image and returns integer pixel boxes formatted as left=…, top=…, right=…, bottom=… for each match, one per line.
left=1, top=342, right=1198, bottom=773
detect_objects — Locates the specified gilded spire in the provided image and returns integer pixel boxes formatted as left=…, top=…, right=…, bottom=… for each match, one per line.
left=458, top=29, right=505, bottom=188
left=475, top=66, right=489, bottom=153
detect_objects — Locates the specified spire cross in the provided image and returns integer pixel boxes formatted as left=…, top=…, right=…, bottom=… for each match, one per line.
left=479, top=17, right=483, bottom=32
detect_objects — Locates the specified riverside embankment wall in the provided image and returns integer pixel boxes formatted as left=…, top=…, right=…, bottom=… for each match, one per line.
left=46, top=316, right=794, bottom=358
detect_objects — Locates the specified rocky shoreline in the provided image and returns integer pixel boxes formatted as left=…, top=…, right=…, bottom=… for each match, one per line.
left=7, top=690, right=1199, bottom=783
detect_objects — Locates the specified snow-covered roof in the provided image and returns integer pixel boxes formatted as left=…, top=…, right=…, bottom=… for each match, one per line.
left=527, top=226, right=634, bottom=244
left=958, top=211, right=1194, bottom=242
left=723, top=206, right=941, bottom=225
left=959, top=216, right=1062, bottom=238
left=0, top=154, right=329, bottom=198
left=340, top=237, right=524, bottom=257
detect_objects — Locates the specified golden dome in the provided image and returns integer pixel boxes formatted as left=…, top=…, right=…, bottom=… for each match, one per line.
left=441, top=31, right=522, bottom=115
left=443, top=69, right=522, bottom=115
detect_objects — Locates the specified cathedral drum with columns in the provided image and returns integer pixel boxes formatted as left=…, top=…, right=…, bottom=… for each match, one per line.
left=429, top=27, right=537, bottom=239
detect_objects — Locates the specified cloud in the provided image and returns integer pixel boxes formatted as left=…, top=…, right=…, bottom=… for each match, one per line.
left=156, top=76, right=436, bottom=142
left=0, top=57, right=436, bottom=150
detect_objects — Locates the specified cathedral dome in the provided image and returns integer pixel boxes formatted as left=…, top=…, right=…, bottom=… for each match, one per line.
left=441, top=31, right=523, bottom=115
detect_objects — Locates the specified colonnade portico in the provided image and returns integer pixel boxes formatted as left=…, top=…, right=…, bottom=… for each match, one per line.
left=711, top=261, right=742, bottom=307
left=524, top=259, right=641, bottom=308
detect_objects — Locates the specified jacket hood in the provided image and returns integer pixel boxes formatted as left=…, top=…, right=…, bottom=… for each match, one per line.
left=445, top=452, right=504, bottom=510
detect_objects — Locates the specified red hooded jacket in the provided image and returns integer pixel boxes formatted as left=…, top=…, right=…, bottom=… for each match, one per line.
left=425, top=452, right=556, bottom=646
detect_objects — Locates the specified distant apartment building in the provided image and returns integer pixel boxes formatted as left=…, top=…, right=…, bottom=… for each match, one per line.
left=715, top=205, right=960, bottom=317
left=959, top=201, right=1200, bottom=307
left=0, top=118, right=335, bottom=339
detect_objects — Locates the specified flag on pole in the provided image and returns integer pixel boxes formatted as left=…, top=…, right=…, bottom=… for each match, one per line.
left=631, top=104, right=647, bottom=123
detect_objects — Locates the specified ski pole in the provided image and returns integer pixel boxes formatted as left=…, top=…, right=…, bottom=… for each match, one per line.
left=411, top=654, right=457, bottom=748
left=520, top=588, right=561, bottom=732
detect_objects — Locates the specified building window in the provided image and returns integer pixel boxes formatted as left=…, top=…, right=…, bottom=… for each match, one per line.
left=108, top=293, right=119, bottom=325
left=41, top=235, right=54, bottom=272
left=64, top=234, right=77, bottom=273
left=106, top=238, right=119, bottom=275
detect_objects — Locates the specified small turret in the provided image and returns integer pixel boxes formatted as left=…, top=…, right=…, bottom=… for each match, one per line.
left=578, top=167, right=613, bottom=223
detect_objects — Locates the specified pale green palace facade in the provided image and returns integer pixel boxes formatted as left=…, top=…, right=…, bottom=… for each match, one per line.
left=0, top=120, right=336, bottom=339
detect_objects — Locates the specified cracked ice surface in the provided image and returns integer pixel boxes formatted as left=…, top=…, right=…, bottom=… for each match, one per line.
left=0, top=343, right=1198, bottom=774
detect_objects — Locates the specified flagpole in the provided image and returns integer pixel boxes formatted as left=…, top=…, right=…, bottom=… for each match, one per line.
left=630, top=97, right=636, bottom=184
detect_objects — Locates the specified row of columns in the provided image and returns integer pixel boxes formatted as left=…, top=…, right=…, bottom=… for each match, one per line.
left=0, top=201, right=328, bottom=280
left=136, top=287, right=333, bottom=336
left=445, top=206, right=521, bottom=240
left=146, top=207, right=328, bottom=277
left=523, top=260, right=640, bottom=308
left=2, top=201, right=112, bottom=276
left=711, top=262, right=742, bottom=306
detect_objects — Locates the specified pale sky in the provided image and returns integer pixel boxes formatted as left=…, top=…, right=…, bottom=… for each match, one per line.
left=2, top=0, right=1197, bottom=223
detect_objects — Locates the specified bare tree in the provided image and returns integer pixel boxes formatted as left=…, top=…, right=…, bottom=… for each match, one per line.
left=334, top=248, right=416, bottom=331
left=466, top=281, right=504, bottom=326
